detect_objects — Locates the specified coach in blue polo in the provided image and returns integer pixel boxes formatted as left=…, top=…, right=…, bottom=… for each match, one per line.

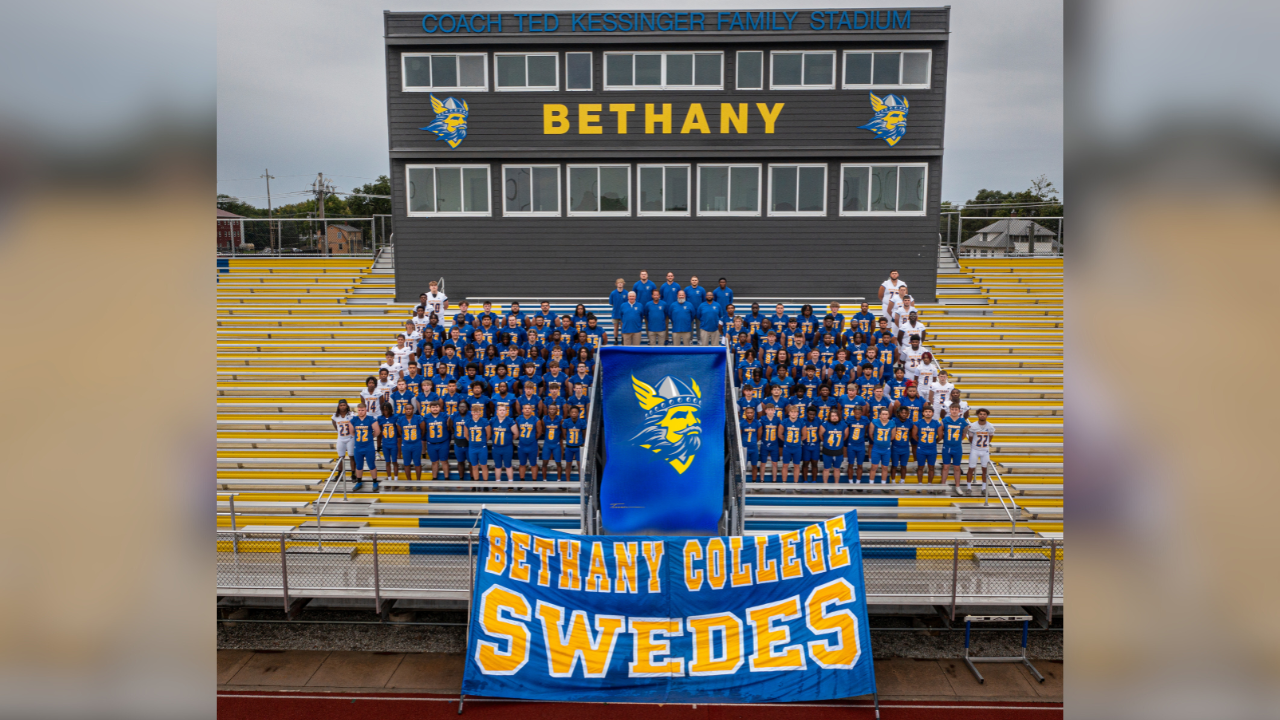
left=668, top=290, right=696, bottom=346
left=619, top=291, right=644, bottom=346
left=633, top=270, right=656, bottom=305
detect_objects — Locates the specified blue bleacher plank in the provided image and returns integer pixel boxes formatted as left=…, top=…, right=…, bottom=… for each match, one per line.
left=408, top=543, right=468, bottom=555
left=424, top=494, right=579, bottom=504
left=417, top=517, right=579, bottom=529
left=862, top=547, right=918, bottom=560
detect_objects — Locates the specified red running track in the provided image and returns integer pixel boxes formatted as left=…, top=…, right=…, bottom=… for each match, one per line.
left=218, top=692, right=1062, bottom=720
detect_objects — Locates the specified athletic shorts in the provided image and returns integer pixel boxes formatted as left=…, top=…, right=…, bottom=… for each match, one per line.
left=380, top=443, right=399, bottom=464
left=802, top=446, right=819, bottom=462
left=336, top=436, right=354, bottom=457
left=427, top=442, right=450, bottom=462
left=891, top=448, right=911, bottom=468
left=870, top=447, right=892, bottom=466
left=745, top=445, right=759, bottom=463
left=467, top=445, right=489, bottom=466
left=761, top=444, right=780, bottom=462
left=401, top=444, right=422, bottom=467
left=968, top=448, right=991, bottom=469
left=941, top=446, right=962, bottom=465
left=354, top=446, right=378, bottom=471
left=491, top=446, right=513, bottom=469
left=565, top=446, right=581, bottom=463
left=518, top=445, right=539, bottom=466
left=847, top=444, right=867, bottom=464
left=916, top=450, right=937, bottom=468
left=541, top=443, right=562, bottom=462
left=452, top=443, right=468, bottom=461
left=782, top=445, right=802, bottom=464
left=821, top=452, right=844, bottom=469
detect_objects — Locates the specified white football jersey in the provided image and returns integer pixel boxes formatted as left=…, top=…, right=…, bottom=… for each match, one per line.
left=900, top=345, right=928, bottom=370
left=360, top=389, right=385, bottom=416
left=968, top=421, right=996, bottom=451
left=331, top=413, right=353, bottom=438
left=898, top=320, right=927, bottom=343
left=425, top=291, right=448, bottom=316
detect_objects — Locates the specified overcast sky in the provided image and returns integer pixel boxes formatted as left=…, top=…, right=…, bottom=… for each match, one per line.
left=216, top=0, right=1062, bottom=207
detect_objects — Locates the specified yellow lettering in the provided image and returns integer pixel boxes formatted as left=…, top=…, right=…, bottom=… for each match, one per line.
left=645, top=103, right=672, bottom=134
left=609, top=103, right=635, bottom=134
left=824, top=517, right=851, bottom=569
left=558, top=539, right=582, bottom=590
left=642, top=541, right=664, bottom=593
left=805, top=579, right=860, bottom=669
left=544, top=104, right=570, bottom=134
left=628, top=618, right=685, bottom=677
left=754, top=535, right=779, bottom=584
left=614, top=541, right=639, bottom=594
left=779, top=530, right=804, bottom=580
left=705, top=537, right=727, bottom=589
left=475, top=585, right=531, bottom=675
left=687, top=612, right=745, bottom=676
left=683, top=539, right=704, bottom=591
left=729, top=536, right=754, bottom=587
left=533, top=536, right=556, bottom=587
left=747, top=596, right=807, bottom=671
left=585, top=541, right=611, bottom=592
left=755, top=102, right=784, bottom=134
left=803, top=524, right=828, bottom=575
left=720, top=103, right=748, bottom=133
left=680, top=103, right=710, bottom=134
left=509, top=531, right=531, bottom=583
left=535, top=600, right=625, bottom=678
left=484, top=525, right=508, bottom=576
left=578, top=103, right=603, bottom=134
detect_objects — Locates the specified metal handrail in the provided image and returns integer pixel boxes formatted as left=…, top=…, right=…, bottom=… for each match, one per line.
left=312, top=457, right=348, bottom=551
left=724, top=344, right=748, bottom=536
left=579, top=353, right=602, bottom=534
left=982, top=460, right=1020, bottom=553
left=218, top=492, right=239, bottom=555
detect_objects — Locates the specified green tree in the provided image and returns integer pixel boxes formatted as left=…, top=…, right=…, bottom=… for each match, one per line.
left=216, top=194, right=267, bottom=218
left=941, top=176, right=1064, bottom=244
left=345, top=176, right=392, bottom=217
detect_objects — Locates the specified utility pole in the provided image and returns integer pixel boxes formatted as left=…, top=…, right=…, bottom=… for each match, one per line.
left=261, top=169, right=275, bottom=252
left=312, top=172, right=336, bottom=255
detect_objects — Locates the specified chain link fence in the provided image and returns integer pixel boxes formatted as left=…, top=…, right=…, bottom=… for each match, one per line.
left=216, top=216, right=391, bottom=255
left=218, top=531, right=1060, bottom=612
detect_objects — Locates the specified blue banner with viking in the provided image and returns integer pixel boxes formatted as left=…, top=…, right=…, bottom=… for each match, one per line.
left=598, top=347, right=726, bottom=535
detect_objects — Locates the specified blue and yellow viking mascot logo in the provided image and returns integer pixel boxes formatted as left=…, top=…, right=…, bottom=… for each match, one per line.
left=421, top=94, right=469, bottom=148
left=630, top=375, right=702, bottom=474
left=857, top=92, right=909, bottom=146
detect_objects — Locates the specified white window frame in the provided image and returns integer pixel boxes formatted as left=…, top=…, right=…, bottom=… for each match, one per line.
left=841, top=49, right=932, bottom=89
left=565, top=51, right=593, bottom=91
left=501, top=164, right=562, bottom=217
left=602, top=51, right=725, bottom=90
left=636, top=164, right=692, bottom=217
left=735, top=50, right=765, bottom=91
left=494, top=52, right=560, bottom=92
left=405, top=164, right=492, bottom=218
left=838, top=163, right=928, bottom=217
left=696, top=164, right=762, bottom=217
left=400, top=52, right=489, bottom=93
left=566, top=164, right=632, bottom=217
left=767, top=164, right=828, bottom=217
left=768, top=50, right=837, bottom=90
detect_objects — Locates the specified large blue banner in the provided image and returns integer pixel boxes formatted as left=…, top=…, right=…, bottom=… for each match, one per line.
left=461, top=509, right=876, bottom=704
left=598, top=346, right=726, bottom=535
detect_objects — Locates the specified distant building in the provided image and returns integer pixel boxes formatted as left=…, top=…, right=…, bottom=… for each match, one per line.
left=217, top=209, right=244, bottom=251
left=960, top=218, right=1060, bottom=257
left=323, top=223, right=363, bottom=254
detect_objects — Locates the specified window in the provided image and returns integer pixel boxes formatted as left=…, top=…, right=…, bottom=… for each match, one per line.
left=768, top=165, right=827, bottom=215
left=842, top=50, right=931, bottom=88
left=402, top=53, right=487, bottom=92
left=503, top=165, right=560, bottom=216
left=840, top=164, right=927, bottom=215
left=406, top=165, right=490, bottom=216
left=604, top=52, right=723, bottom=90
left=736, top=51, right=763, bottom=90
left=698, top=165, right=761, bottom=215
left=637, top=165, right=690, bottom=215
left=568, top=165, right=630, bottom=215
left=770, top=51, right=836, bottom=89
left=566, top=52, right=592, bottom=90
left=495, top=53, right=558, bottom=91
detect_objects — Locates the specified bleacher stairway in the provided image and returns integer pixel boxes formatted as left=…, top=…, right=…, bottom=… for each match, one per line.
left=217, top=247, right=1061, bottom=544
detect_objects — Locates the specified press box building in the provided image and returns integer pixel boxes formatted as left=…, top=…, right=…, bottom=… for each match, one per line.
left=384, top=7, right=949, bottom=301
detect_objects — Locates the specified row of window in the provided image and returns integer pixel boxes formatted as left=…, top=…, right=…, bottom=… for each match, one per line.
left=402, top=49, right=932, bottom=93
left=406, top=163, right=927, bottom=217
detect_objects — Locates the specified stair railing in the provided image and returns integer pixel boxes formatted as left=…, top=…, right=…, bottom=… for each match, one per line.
left=982, top=460, right=1020, bottom=554
left=312, top=456, right=348, bottom=551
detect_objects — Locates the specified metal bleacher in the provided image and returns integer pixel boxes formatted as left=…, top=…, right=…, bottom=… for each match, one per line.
left=217, top=246, right=1063, bottom=611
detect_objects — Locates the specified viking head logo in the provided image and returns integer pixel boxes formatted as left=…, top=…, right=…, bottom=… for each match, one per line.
left=421, top=94, right=469, bottom=148
left=857, top=93, right=909, bottom=146
left=631, top=375, right=702, bottom=474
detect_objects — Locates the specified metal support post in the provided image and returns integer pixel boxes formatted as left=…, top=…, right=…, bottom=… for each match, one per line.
left=465, top=533, right=474, bottom=623
left=372, top=533, right=382, bottom=615
left=229, top=495, right=238, bottom=556
left=950, top=540, right=959, bottom=621
left=279, top=534, right=290, bottom=615
left=1046, top=540, right=1057, bottom=624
